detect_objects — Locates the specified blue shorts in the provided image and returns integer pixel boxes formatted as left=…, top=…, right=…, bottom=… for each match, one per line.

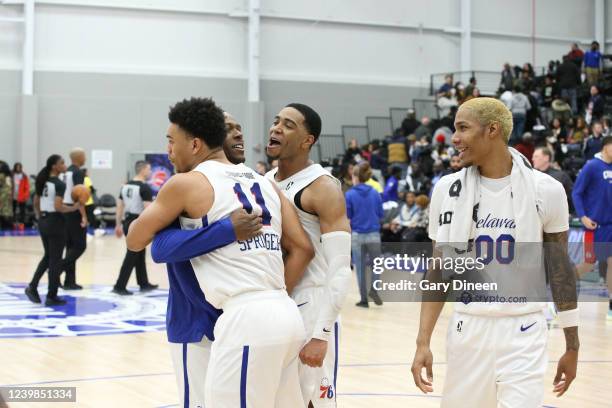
left=594, top=224, right=612, bottom=262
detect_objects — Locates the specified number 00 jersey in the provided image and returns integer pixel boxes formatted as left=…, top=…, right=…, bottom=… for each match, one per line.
left=189, top=161, right=284, bottom=309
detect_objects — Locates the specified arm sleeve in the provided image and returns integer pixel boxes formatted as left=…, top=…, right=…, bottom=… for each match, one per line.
left=150, top=217, right=236, bottom=263
left=73, top=170, right=85, bottom=185
left=312, top=231, right=352, bottom=341
left=55, top=180, right=66, bottom=198
left=140, top=184, right=154, bottom=202
left=571, top=165, right=590, bottom=218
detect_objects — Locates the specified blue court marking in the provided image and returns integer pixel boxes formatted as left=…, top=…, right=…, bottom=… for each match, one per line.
left=4, top=359, right=611, bottom=388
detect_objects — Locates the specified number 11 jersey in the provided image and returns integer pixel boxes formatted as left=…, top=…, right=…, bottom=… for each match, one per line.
left=188, top=160, right=284, bottom=310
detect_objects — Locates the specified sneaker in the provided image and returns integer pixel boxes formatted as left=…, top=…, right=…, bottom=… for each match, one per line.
left=355, top=301, right=369, bottom=308
left=140, top=284, right=159, bottom=293
left=25, top=286, right=41, bottom=304
left=45, top=296, right=67, bottom=306
left=111, top=288, right=133, bottom=296
left=369, top=289, right=383, bottom=306
left=63, top=283, right=83, bottom=290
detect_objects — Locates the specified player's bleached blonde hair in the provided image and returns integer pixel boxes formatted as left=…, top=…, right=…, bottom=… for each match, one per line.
left=460, top=97, right=513, bottom=143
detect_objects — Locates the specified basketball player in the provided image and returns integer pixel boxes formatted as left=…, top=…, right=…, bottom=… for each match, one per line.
left=144, top=111, right=272, bottom=408
left=60, top=148, right=88, bottom=290
left=265, top=103, right=352, bottom=408
left=127, top=98, right=314, bottom=407
left=25, top=155, right=80, bottom=306
left=411, top=98, right=579, bottom=407
left=112, top=160, right=158, bottom=295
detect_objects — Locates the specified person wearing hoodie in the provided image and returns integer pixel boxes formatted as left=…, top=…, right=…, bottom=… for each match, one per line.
left=382, top=165, right=401, bottom=203
left=572, top=136, right=612, bottom=320
left=345, top=162, right=384, bottom=308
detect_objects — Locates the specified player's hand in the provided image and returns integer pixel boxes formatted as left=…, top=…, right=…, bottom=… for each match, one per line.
left=115, top=225, right=123, bottom=238
left=80, top=217, right=88, bottom=228
left=230, top=209, right=263, bottom=240
left=411, top=345, right=434, bottom=393
left=553, top=349, right=577, bottom=397
left=299, top=338, right=328, bottom=367
left=580, top=216, right=597, bottom=230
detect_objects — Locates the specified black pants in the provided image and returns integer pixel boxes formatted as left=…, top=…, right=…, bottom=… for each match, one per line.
left=85, top=204, right=98, bottom=229
left=13, top=200, right=26, bottom=224
left=62, top=211, right=87, bottom=286
left=30, top=214, right=66, bottom=298
left=114, top=215, right=150, bottom=290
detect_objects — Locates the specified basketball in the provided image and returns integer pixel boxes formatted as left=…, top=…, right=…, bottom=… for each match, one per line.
left=71, top=184, right=91, bottom=205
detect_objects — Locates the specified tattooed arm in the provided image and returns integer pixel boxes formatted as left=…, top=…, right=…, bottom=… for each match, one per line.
left=543, top=230, right=579, bottom=397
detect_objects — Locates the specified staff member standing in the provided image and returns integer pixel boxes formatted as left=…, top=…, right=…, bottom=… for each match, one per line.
left=113, top=160, right=158, bottom=295
left=60, top=148, right=88, bottom=290
left=25, top=155, right=80, bottom=306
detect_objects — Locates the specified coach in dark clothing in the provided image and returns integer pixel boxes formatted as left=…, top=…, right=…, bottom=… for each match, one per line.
left=532, top=147, right=574, bottom=213
left=556, top=55, right=581, bottom=114
left=113, top=160, right=158, bottom=295
left=61, top=148, right=88, bottom=289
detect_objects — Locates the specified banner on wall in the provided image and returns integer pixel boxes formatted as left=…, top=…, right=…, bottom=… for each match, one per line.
left=144, top=153, right=174, bottom=194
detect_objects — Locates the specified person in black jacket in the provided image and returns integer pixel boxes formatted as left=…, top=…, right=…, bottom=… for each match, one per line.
left=587, top=85, right=605, bottom=124
left=556, top=55, right=581, bottom=114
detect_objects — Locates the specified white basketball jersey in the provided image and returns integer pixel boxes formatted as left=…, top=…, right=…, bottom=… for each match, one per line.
left=266, top=164, right=340, bottom=292
left=188, top=161, right=284, bottom=309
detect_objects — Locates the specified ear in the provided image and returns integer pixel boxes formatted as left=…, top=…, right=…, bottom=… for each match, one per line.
left=302, top=134, right=315, bottom=150
left=487, top=122, right=501, bottom=140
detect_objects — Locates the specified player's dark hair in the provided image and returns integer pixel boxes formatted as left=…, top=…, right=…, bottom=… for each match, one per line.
left=168, top=97, right=226, bottom=149
left=36, top=154, right=62, bottom=196
left=285, top=103, right=322, bottom=145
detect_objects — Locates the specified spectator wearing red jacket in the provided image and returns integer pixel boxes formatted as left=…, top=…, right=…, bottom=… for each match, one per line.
left=12, top=162, right=30, bottom=227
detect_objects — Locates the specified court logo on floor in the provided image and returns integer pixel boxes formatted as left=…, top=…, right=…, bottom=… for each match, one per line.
left=0, top=283, right=167, bottom=338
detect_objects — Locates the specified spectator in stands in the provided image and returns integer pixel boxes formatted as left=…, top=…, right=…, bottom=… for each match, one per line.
left=514, top=132, right=535, bottom=165
left=439, top=106, right=458, bottom=131
left=339, top=161, right=355, bottom=194
left=365, top=173, right=383, bottom=194
left=567, top=43, right=584, bottom=69
left=540, top=75, right=557, bottom=124
left=547, top=59, right=560, bottom=76
left=449, top=153, right=462, bottom=172
left=430, top=160, right=450, bottom=188
left=500, top=63, right=514, bottom=92
left=437, top=74, right=453, bottom=97
left=454, top=82, right=467, bottom=104
left=344, top=138, right=362, bottom=163
left=432, top=133, right=452, bottom=163
left=387, top=191, right=416, bottom=241
left=550, top=117, right=568, bottom=141
left=387, top=130, right=409, bottom=176
left=516, top=69, right=534, bottom=92
left=464, top=77, right=477, bottom=100
left=361, top=143, right=372, bottom=162
left=586, top=85, right=605, bottom=125
left=584, top=121, right=605, bottom=160
left=393, top=194, right=430, bottom=242
left=401, top=109, right=420, bottom=136
left=0, top=161, right=13, bottom=230
left=437, top=89, right=458, bottom=118
left=345, top=162, right=384, bottom=308
left=509, top=86, right=531, bottom=144
left=557, top=55, right=581, bottom=113
left=255, top=161, right=268, bottom=175
left=572, top=135, right=612, bottom=319
left=414, top=116, right=432, bottom=140
left=382, top=166, right=401, bottom=203
left=532, top=146, right=574, bottom=212
left=369, top=140, right=387, bottom=176
left=403, top=162, right=431, bottom=196
left=12, top=162, right=29, bottom=229
left=569, top=116, right=587, bottom=144
left=270, top=159, right=278, bottom=169
left=583, top=41, right=603, bottom=86
left=463, top=87, right=481, bottom=104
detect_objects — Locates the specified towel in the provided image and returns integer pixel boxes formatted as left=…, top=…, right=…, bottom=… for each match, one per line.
left=435, top=147, right=543, bottom=262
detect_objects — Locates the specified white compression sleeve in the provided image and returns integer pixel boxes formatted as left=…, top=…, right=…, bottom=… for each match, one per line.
left=312, top=231, right=352, bottom=341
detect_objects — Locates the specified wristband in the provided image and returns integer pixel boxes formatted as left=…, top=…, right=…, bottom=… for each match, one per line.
left=557, top=308, right=579, bottom=328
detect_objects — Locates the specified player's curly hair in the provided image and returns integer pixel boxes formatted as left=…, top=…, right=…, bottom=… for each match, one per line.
left=460, top=97, right=513, bottom=143
left=168, top=97, right=226, bottom=149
